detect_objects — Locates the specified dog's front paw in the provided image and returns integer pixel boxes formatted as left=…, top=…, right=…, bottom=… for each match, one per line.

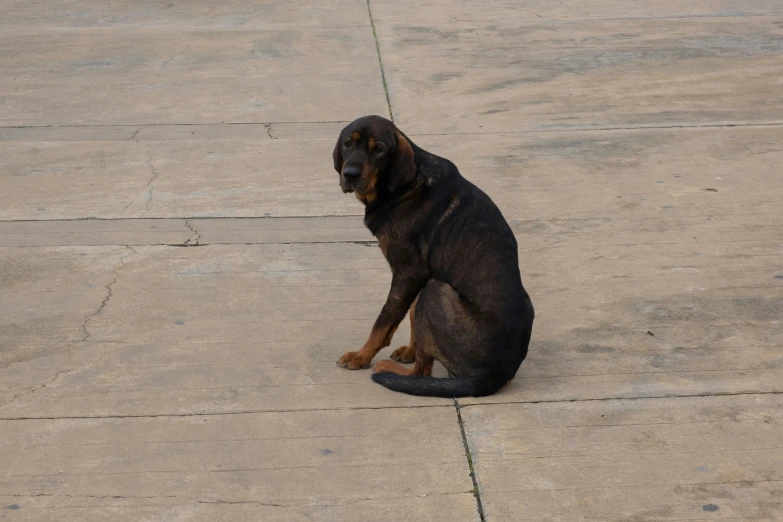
left=337, top=351, right=371, bottom=370
left=390, top=345, right=416, bottom=363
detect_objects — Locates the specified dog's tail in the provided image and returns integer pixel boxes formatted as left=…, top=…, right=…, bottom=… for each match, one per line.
left=371, top=372, right=507, bottom=398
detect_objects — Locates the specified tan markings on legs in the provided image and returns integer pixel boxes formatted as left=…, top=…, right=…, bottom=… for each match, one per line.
left=373, top=359, right=413, bottom=375
left=390, top=297, right=417, bottom=363
left=338, top=323, right=398, bottom=370
left=373, top=355, right=435, bottom=377
left=376, top=352, right=433, bottom=376
left=411, top=354, right=434, bottom=377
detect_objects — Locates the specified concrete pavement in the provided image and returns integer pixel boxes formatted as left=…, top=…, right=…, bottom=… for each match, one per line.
left=1, top=1, right=781, bottom=520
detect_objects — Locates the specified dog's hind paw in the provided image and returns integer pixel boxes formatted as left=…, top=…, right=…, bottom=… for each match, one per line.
left=390, top=345, right=416, bottom=363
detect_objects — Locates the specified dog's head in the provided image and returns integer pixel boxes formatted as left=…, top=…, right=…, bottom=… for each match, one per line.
left=332, top=115, right=417, bottom=204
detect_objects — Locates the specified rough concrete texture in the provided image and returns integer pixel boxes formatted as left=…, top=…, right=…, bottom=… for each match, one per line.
left=1, top=0, right=781, bottom=521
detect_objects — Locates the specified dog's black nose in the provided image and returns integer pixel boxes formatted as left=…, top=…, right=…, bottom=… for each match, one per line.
left=343, top=166, right=361, bottom=182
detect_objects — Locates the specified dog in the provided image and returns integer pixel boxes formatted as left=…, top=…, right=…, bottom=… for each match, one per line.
left=333, top=115, right=534, bottom=397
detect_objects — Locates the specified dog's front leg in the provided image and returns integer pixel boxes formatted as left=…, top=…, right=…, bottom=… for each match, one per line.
left=337, top=272, right=425, bottom=370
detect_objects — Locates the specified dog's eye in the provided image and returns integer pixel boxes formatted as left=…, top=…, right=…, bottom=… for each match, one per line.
left=344, top=139, right=352, bottom=147
left=373, top=145, right=384, bottom=154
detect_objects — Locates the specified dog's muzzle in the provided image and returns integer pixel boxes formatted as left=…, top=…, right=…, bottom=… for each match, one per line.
left=341, top=165, right=361, bottom=193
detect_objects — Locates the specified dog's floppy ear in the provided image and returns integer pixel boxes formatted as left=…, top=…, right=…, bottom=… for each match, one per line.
left=389, top=132, right=416, bottom=192
left=333, top=135, right=343, bottom=173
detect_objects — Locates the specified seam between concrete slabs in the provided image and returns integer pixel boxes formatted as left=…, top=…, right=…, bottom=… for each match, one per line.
left=458, top=390, right=783, bottom=411
left=365, top=0, right=394, bottom=121
left=0, top=215, right=363, bottom=223
left=3, top=121, right=780, bottom=140
left=455, top=399, right=487, bottom=521
left=2, top=390, right=781, bottom=422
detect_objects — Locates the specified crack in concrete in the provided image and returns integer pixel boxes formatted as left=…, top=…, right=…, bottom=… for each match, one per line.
left=306, top=492, right=473, bottom=508
left=79, top=246, right=136, bottom=343
left=139, top=147, right=159, bottom=217
left=758, top=158, right=777, bottom=174
left=263, top=122, right=277, bottom=139
left=127, top=127, right=141, bottom=141
left=0, top=247, right=137, bottom=412
left=6, top=491, right=473, bottom=508
left=198, top=499, right=285, bottom=507
left=0, top=368, right=75, bottom=410
left=184, top=219, right=201, bottom=246
left=520, top=9, right=549, bottom=19
left=160, top=49, right=187, bottom=70
left=10, top=493, right=180, bottom=500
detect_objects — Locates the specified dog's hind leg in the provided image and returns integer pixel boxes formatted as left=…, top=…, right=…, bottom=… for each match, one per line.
left=389, top=296, right=417, bottom=363
left=416, top=279, right=484, bottom=378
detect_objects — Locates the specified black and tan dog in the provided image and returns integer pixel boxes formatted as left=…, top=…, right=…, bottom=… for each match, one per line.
left=333, top=115, right=534, bottom=397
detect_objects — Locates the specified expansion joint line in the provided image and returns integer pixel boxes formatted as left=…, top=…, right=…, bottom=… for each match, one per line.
left=455, top=399, right=486, bottom=521
left=366, top=0, right=394, bottom=122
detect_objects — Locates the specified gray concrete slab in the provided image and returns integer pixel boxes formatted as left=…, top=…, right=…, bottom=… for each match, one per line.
left=411, top=126, right=782, bottom=222
left=0, top=243, right=455, bottom=419
left=2, top=0, right=783, bottom=520
left=371, top=0, right=783, bottom=24
left=0, top=408, right=478, bottom=521
left=372, top=5, right=783, bottom=133
left=0, top=130, right=364, bottom=220
left=3, top=124, right=779, bottom=221
left=1, top=25, right=385, bottom=126
left=461, top=395, right=783, bottom=520
left=0, top=0, right=371, bottom=30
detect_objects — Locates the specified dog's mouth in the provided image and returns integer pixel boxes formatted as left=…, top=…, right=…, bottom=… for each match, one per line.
left=340, top=179, right=357, bottom=194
